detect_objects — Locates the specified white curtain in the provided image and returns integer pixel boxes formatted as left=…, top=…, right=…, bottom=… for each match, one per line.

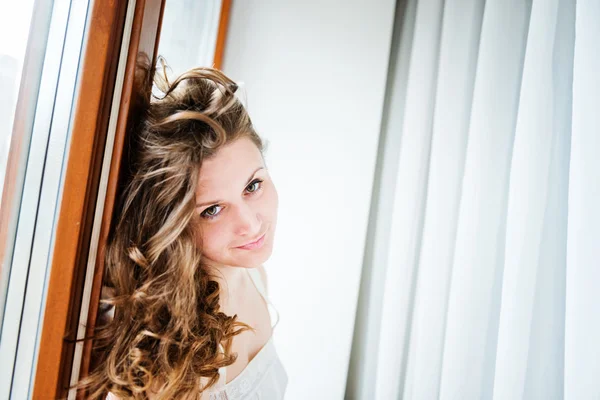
left=347, top=0, right=600, bottom=399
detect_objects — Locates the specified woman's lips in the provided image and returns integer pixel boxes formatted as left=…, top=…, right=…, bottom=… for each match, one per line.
left=236, top=232, right=266, bottom=250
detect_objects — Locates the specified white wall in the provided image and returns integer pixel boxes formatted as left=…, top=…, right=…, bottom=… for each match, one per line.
left=222, top=2, right=395, bottom=398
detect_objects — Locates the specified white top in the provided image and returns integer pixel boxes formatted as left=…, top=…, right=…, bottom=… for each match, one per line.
left=106, top=267, right=287, bottom=400
left=204, top=268, right=288, bottom=400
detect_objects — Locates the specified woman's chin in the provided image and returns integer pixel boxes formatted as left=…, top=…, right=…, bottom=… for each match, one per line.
left=233, top=241, right=274, bottom=268
left=237, top=251, right=272, bottom=269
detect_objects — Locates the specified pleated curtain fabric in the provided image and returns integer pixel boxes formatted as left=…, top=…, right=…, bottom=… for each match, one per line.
left=347, top=0, right=600, bottom=399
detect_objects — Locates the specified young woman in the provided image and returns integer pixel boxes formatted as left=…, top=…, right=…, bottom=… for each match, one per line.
left=83, top=63, right=288, bottom=399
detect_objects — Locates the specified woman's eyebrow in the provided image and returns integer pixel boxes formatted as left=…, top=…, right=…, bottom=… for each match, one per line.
left=195, top=166, right=264, bottom=208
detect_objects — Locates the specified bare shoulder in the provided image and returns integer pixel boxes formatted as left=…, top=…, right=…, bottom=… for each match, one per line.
left=257, top=264, right=268, bottom=293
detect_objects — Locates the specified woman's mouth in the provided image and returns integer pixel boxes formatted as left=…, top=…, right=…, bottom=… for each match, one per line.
left=236, top=232, right=266, bottom=250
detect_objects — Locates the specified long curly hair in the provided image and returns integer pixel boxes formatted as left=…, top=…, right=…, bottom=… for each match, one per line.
left=81, top=60, right=263, bottom=399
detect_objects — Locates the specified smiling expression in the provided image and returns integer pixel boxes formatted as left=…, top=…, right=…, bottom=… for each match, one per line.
left=195, top=137, right=278, bottom=269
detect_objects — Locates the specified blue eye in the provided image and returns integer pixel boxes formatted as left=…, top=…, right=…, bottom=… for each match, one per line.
left=246, top=179, right=263, bottom=193
left=201, top=205, right=222, bottom=219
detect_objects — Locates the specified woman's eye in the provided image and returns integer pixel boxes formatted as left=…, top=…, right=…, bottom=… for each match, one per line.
left=246, top=179, right=263, bottom=193
left=201, top=205, right=222, bottom=219
left=200, top=180, right=262, bottom=219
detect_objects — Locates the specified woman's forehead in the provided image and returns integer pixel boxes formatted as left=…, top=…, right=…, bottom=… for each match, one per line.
left=196, top=137, right=264, bottom=191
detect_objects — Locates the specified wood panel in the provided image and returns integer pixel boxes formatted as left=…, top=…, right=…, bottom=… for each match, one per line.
left=214, top=0, right=232, bottom=70
left=75, top=0, right=165, bottom=398
left=31, top=0, right=164, bottom=398
left=33, top=0, right=234, bottom=396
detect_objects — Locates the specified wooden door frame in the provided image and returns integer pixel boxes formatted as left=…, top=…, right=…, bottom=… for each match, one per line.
left=32, top=0, right=165, bottom=398
left=214, top=0, right=232, bottom=70
left=32, top=0, right=233, bottom=398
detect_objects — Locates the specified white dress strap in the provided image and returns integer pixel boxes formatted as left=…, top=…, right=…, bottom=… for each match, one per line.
left=213, top=267, right=275, bottom=389
left=247, top=267, right=280, bottom=329
left=246, top=268, right=267, bottom=298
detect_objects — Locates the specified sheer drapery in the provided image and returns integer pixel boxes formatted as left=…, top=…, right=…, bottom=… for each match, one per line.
left=347, top=0, right=599, bottom=399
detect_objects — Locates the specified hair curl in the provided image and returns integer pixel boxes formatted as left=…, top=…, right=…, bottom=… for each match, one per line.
left=81, top=59, right=263, bottom=399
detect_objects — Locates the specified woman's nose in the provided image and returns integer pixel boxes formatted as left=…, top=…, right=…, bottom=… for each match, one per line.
left=234, top=203, right=261, bottom=236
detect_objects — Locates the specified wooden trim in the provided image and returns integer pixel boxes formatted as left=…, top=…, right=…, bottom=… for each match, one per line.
left=34, top=0, right=231, bottom=395
left=75, top=1, right=166, bottom=398
left=214, top=0, right=232, bottom=70
left=32, top=0, right=128, bottom=398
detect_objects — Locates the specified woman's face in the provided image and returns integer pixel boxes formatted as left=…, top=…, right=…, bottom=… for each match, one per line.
left=195, top=137, right=278, bottom=269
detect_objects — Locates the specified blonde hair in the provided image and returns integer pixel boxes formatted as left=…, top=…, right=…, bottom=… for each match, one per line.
left=81, top=60, right=263, bottom=399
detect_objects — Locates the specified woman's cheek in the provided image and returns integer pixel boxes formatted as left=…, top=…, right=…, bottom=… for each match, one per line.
left=267, top=183, right=279, bottom=221
left=212, top=219, right=234, bottom=251
left=199, top=223, right=219, bottom=256
left=273, top=185, right=279, bottom=213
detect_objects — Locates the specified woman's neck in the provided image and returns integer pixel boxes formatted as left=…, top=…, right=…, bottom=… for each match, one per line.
left=208, top=264, right=253, bottom=310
